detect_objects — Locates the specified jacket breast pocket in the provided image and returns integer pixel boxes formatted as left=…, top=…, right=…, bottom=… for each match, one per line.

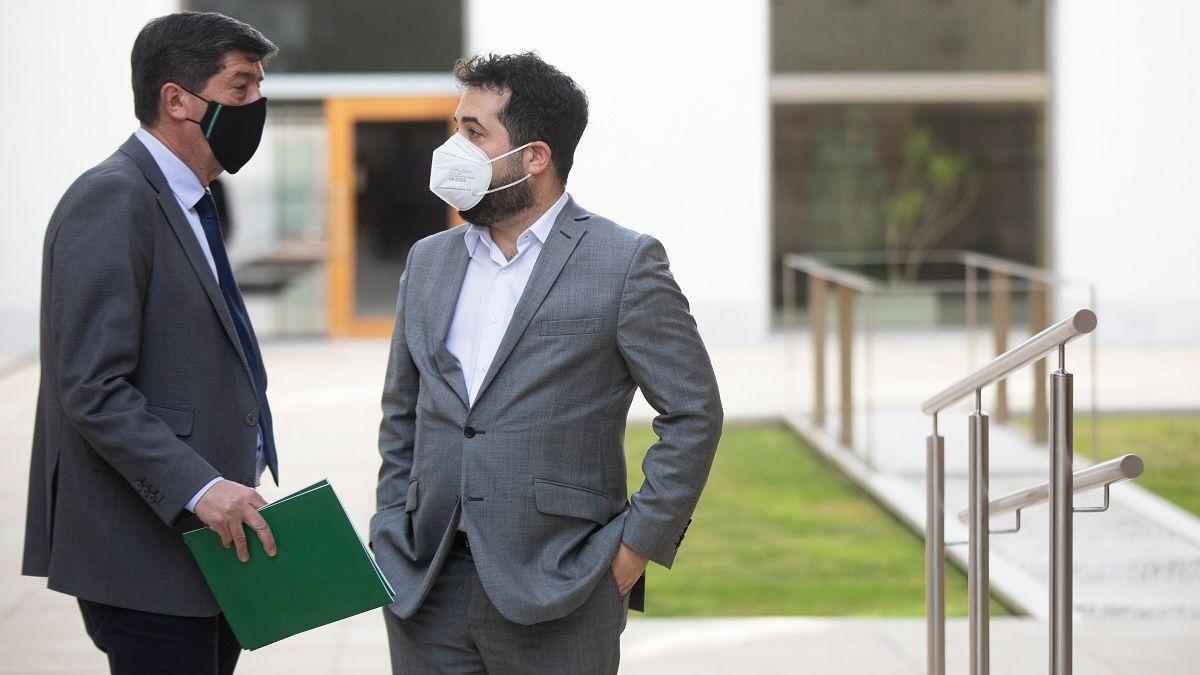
left=534, top=478, right=612, bottom=525
left=538, top=316, right=604, bottom=337
left=146, top=404, right=194, bottom=438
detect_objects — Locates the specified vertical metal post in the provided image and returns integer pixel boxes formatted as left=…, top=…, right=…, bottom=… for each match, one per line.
left=783, top=266, right=797, bottom=415
left=926, top=415, right=945, bottom=675
left=865, top=290, right=876, bottom=467
left=1050, top=346, right=1073, bottom=675
left=1088, top=285, right=1100, bottom=463
left=991, top=272, right=1010, bottom=422
left=837, top=285, right=855, bottom=448
left=1030, top=281, right=1051, bottom=443
left=965, top=263, right=978, bottom=369
left=809, top=276, right=827, bottom=427
left=969, top=389, right=990, bottom=675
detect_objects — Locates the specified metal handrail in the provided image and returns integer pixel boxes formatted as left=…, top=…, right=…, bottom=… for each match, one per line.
left=921, top=309, right=1097, bottom=415
left=781, top=252, right=879, bottom=454
left=782, top=252, right=877, bottom=293
left=960, top=251, right=1065, bottom=286
left=797, top=249, right=1093, bottom=287
left=922, top=307, right=1136, bottom=675
left=956, top=454, right=1144, bottom=523
left=781, top=251, right=1098, bottom=466
left=785, top=249, right=1099, bottom=451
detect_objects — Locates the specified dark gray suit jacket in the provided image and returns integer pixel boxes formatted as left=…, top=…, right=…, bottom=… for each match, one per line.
left=370, top=196, right=723, bottom=626
left=22, top=135, right=268, bottom=617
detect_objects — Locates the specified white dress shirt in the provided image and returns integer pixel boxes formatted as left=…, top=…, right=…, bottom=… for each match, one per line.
left=445, top=190, right=569, bottom=531
left=133, top=128, right=266, bottom=512
left=446, top=190, right=569, bottom=406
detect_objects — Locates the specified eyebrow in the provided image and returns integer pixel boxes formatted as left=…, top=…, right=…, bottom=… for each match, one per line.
left=455, top=115, right=485, bottom=130
left=230, top=70, right=264, bottom=84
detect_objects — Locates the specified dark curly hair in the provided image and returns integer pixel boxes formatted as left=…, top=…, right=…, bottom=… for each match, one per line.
left=453, top=52, right=589, bottom=183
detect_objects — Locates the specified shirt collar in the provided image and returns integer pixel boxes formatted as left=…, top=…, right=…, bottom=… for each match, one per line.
left=464, top=190, right=570, bottom=258
left=133, top=127, right=207, bottom=210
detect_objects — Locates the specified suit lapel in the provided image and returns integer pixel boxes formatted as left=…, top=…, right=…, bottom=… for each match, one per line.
left=470, top=198, right=589, bottom=407
left=118, top=135, right=253, bottom=381
left=430, top=228, right=473, bottom=409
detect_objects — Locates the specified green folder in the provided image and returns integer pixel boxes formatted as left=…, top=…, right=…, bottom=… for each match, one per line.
left=183, top=478, right=395, bottom=650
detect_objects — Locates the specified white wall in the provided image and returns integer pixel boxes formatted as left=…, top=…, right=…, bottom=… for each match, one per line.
left=0, top=0, right=178, bottom=365
left=467, top=0, right=771, bottom=346
left=1054, top=0, right=1200, bottom=343
left=15, top=1, right=1190, bottom=352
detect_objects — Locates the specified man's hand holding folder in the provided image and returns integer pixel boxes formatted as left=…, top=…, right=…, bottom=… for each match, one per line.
left=195, top=480, right=278, bottom=563
left=184, top=479, right=395, bottom=650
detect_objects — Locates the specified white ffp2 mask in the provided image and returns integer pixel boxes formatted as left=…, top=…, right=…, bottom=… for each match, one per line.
left=428, top=133, right=533, bottom=210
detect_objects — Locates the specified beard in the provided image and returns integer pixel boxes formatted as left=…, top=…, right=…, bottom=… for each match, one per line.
left=457, top=156, right=534, bottom=227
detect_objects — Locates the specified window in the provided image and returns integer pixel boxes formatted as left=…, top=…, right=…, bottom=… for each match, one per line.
left=770, top=0, right=1048, bottom=315
left=772, top=0, right=1044, bottom=72
left=774, top=102, right=1044, bottom=264
left=188, top=0, right=464, bottom=73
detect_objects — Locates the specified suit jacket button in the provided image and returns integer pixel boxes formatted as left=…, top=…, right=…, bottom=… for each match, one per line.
left=246, top=412, right=259, bottom=426
left=463, top=426, right=476, bottom=438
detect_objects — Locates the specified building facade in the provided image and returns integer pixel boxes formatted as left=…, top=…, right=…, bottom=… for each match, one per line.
left=1, top=0, right=1196, bottom=368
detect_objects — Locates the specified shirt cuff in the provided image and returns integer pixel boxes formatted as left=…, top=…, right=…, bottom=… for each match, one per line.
left=185, top=476, right=225, bottom=513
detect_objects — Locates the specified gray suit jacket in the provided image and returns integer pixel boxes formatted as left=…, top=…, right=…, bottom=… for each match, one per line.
left=22, top=135, right=268, bottom=617
left=370, top=196, right=723, bottom=626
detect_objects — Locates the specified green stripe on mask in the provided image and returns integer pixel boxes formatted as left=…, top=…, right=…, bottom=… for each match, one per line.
left=205, top=105, right=223, bottom=139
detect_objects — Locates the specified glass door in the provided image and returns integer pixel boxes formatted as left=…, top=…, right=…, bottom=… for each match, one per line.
left=326, top=97, right=460, bottom=337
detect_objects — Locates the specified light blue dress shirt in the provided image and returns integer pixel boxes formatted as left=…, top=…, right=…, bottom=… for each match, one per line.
left=133, top=128, right=266, bottom=512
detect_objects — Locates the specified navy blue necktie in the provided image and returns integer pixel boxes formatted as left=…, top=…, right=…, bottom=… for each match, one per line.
left=195, top=191, right=278, bottom=484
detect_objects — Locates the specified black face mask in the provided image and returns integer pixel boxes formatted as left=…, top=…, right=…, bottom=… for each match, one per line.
left=179, top=86, right=267, bottom=174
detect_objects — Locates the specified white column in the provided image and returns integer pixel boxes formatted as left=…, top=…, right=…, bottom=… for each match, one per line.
left=466, top=0, right=771, bottom=345
left=1053, top=0, right=1200, bottom=343
left=0, top=0, right=179, bottom=363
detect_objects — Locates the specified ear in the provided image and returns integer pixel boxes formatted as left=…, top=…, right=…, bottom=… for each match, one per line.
left=159, top=82, right=197, bottom=123
left=523, top=141, right=554, bottom=178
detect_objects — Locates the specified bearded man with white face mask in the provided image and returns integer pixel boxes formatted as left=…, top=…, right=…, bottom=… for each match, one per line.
left=370, top=52, right=724, bottom=673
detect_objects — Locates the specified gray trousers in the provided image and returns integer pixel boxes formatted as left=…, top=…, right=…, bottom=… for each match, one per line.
left=384, top=544, right=629, bottom=674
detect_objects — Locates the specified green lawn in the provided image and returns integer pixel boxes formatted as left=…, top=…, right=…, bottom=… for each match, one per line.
left=1072, top=414, right=1200, bottom=516
left=625, top=424, right=1004, bottom=617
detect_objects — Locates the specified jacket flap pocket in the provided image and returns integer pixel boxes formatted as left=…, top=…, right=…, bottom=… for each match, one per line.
left=368, top=504, right=407, bottom=544
left=539, top=316, right=603, bottom=336
left=534, top=479, right=610, bottom=524
left=146, top=404, right=194, bottom=437
left=405, top=480, right=419, bottom=512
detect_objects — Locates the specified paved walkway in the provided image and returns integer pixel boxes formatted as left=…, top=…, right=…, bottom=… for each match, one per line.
left=3, top=337, right=1199, bottom=672
left=5, top=600, right=1199, bottom=674
left=787, top=409, right=1200, bottom=621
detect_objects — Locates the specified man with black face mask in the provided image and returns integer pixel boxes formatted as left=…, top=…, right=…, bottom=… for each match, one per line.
left=22, top=12, right=280, bottom=674
left=374, top=53, right=724, bottom=673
